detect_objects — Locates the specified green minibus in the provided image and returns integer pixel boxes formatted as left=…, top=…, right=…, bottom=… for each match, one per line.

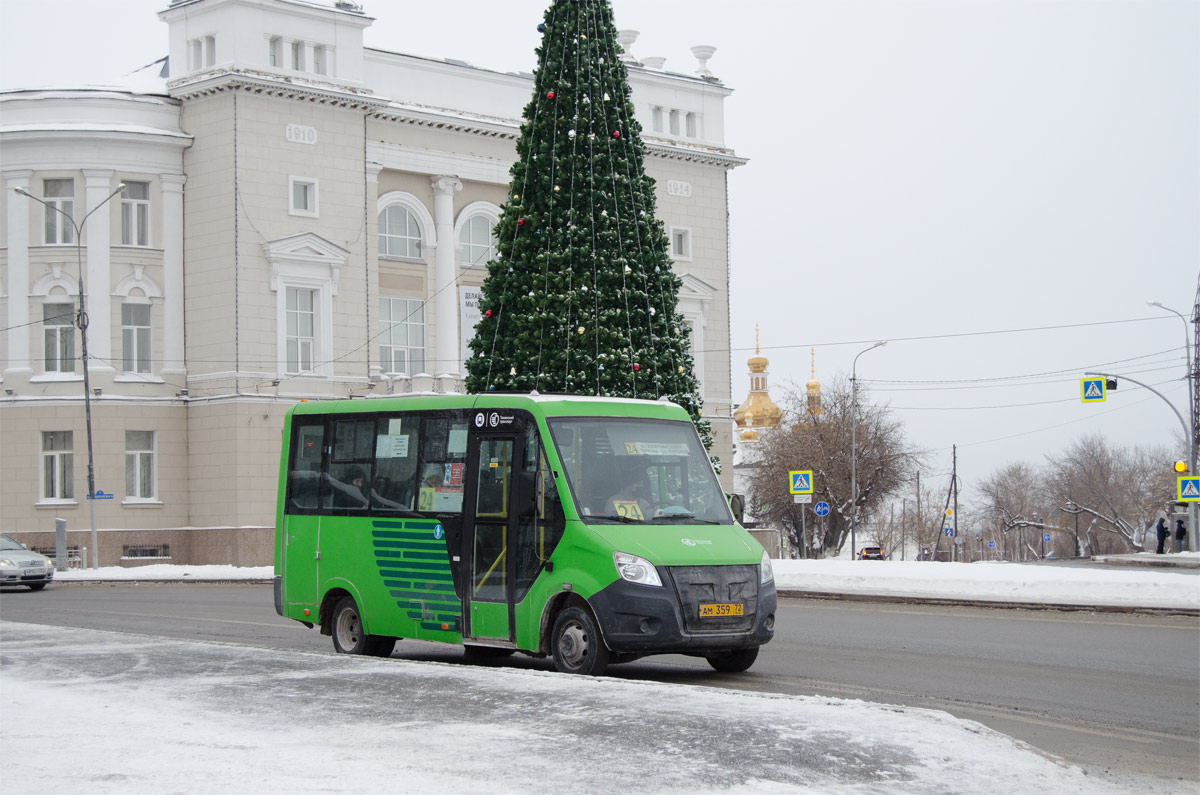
left=273, top=393, right=775, bottom=675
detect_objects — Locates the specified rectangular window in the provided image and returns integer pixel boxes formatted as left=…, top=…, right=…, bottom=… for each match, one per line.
left=120, top=181, right=150, bottom=246
left=670, top=227, right=692, bottom=260
left=43, top=303, right=76, bottom=373
left=379, top=296, right=425, bottom=375
left=685, top=112, right=698, bottom=138
left=41, top=431, right=73, bottom=500
left=268, top=36, right=282, bottom=67
left=372, top=415, right=419, bottom=513
left=43, top=179, right=74, bottom=244
left=285, top=287, right=316, bottom=375
left=417, top=414, right=469, bottom=515
left=313, top=45, right=327, bottom=75
left=125, top=430, right=155, bottom=500
left=190, top=39, right=203, bottom=70
left=324, top=419, right=375, bottom=512
left=651, top=106, right=663, bottom=133
left=204, top=35, right=216, bottom=67
left=291, top=40, right=304, bottom=70
left=669, top=109, right=680, bottom=136
left=286, top=421, right=325, bottom=512
left=121, top=303, right=152, bottom=373
left=289, top=177, right=318, bottom=217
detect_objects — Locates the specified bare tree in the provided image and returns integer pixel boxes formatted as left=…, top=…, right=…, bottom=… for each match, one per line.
left=1043, top=434, right=1174, bottom=553
left=977, top=462, right=1051, bottom=560
left=748, top=378, right=920, bottom=557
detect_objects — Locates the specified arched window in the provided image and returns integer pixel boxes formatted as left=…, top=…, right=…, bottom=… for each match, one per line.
left=458, top=215, right=496, bottom=268
left=379, top=205, right=422, bottom=259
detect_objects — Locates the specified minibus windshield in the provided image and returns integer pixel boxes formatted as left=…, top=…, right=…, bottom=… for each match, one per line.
left=547, top=417, right=732, bottom=525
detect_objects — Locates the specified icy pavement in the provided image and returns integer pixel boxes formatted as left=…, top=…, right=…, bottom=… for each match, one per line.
left=2, top=621, right=1189, bottom=794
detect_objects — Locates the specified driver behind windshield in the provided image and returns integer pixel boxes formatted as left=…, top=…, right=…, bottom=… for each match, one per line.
left=605, top=466, right=656, bottom=521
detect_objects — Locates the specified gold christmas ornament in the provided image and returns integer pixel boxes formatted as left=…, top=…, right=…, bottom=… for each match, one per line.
left=577, top=326, right=586, bottom=334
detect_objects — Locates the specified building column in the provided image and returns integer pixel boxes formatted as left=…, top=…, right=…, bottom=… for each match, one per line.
left=82, top=169, right=115, bottom=373
left=431, top=175, right=462, bottom=378
left=4, top=170, right=34, bottom=377
left=160, top=174, right=186, bottom=377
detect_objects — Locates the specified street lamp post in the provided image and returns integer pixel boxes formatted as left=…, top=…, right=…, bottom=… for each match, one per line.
left=850, top=340, right=887, bottom=560
left=1066, top=498, right=1081, bottom=558
left=1146, top=300, right=1198, bottom=553
left=15, top=183, right=125, bottom=569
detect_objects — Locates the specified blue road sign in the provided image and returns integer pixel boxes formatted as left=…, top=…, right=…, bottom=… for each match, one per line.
left=944, top=527, right=954, bottom=537
left=814, top=501, right=830, bottom=517
left=1043, top=533, right=1052, bottom=543
left=1178, top=476, right=1200, bottom=502
left=86, top=490, right=114, bottom=500
left=788, top=470, right=813, bottom=495
left=1080, top=378, right=1106, bottom=403
left=987, top=540, right=996, bottom=549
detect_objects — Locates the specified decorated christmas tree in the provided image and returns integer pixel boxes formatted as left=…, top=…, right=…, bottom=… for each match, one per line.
left=465, top=0, right=712, bottom=451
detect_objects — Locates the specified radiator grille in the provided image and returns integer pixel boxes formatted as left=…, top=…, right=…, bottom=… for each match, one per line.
left=667, top=565, right=758, bottom=633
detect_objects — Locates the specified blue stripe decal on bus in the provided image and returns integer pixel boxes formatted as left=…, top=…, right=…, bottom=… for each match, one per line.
left=372, top=519, right=460, bottom=631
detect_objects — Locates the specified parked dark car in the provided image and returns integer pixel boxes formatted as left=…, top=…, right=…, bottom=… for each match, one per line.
left=858, top=546, right=884, bottom=560
left=0, top=534, right=55, bottom=590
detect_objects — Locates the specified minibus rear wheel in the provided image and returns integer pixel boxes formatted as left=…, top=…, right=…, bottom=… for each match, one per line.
left=331, top=595, right=396, bottom=657
left=551, top=606, right=609, bottom=676
left=705, top=647, right=758, bottom=673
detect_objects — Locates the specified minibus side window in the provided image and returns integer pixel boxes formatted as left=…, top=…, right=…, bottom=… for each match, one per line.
left=371, top=415, right=419, bottom=513
left=325, top=419, right=375, bottom=512
left=286, top=421, right=325, bottom=513
left=417, top=414, right=468, bottom=514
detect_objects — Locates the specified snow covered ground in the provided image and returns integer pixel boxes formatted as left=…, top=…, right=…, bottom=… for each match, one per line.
left=3, top=621, right=1191, bottom=795
left=51, top=556, right=1200, bottom=610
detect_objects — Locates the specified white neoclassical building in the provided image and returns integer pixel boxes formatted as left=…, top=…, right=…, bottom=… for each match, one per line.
left=0, top=0, right=745, bottom=565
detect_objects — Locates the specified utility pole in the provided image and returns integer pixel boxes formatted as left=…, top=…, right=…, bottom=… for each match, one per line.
left=951, top=445, right=958, bottom=563
left=915, top=471, right=922, bottom=560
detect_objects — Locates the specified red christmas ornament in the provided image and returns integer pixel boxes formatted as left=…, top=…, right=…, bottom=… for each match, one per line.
left=612, top=131, right=621, bottom=139
left=547, top=91, right=555, bottom=99
left=517, top=217, right=526, bottom=226
left=633, top=363, right=640, bottom=371
left=485, top=310, right=492, bottom=318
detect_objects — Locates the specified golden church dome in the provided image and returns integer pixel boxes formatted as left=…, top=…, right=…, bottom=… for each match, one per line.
left=734, top=325, right=782, bottom=430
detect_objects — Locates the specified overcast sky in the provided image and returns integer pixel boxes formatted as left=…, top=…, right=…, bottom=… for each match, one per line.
left=1, top=0, right=1196, bottom=509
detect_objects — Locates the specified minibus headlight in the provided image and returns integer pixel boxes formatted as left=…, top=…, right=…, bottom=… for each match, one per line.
left=760, top=549, right=774, bottom=584
left=613, top=552, right=662, bottom=587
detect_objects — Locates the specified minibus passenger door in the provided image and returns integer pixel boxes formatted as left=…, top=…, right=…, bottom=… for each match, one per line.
left=463, top=427, right=519, bottom=642
left=283, top=421, right=324, bottom=608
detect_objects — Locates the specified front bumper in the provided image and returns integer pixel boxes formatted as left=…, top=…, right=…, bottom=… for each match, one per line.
left=589, top=564, right=776, bottom=655
left=0, top=566, right=54, bottom=587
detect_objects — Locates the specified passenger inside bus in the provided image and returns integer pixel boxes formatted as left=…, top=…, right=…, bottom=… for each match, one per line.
left=327, top=466, right=369, bottom=509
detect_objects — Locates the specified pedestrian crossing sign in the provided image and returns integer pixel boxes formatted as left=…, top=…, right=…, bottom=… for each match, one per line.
left=1178, top=476, right=1200, bottom=502
left=789, top=470, right=813, bottom=495
left=1080, top=379, right=1106, bottom=403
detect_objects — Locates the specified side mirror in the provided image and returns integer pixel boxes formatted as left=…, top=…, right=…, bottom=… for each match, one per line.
left=727, top=493, right=745, bottom=525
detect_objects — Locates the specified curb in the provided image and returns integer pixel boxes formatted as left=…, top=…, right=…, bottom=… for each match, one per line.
left=776, top=589, right=1200, bottom=617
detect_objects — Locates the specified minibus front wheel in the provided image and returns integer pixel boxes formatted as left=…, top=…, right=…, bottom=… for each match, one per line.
left=705, top=647, right=758, bottom=673
left=551, top=606, right=610, bottom=676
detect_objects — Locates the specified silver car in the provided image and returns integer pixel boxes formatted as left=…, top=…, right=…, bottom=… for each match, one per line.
left=0, top=534, right=55, bottom=590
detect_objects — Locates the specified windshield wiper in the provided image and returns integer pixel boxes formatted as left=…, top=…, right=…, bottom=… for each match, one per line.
left=650, top=515, right=721, bottom=524
left=586, top=513, right=643, bottom=523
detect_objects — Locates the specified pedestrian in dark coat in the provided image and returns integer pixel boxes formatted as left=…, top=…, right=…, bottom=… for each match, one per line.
left=1175, top=518, right=1188, bottom=553
left=1155, top=514, right=1170, bottom=554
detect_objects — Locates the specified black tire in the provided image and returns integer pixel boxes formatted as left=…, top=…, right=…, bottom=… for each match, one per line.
left=464, top=645, right=516, bottom=661
left=331, top=596, right=395, bottom=657
left=705, top=647, right=759, bottom=673
left=551, top=606, right=609, bottom=676
left=27, top=583, right=46, bottom=591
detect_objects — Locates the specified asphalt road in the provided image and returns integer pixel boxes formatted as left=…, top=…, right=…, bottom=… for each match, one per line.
left=2, top=583, right=1196, bottom=786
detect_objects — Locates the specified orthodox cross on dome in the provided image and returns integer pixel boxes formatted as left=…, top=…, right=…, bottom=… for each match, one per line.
left=806, top=346, right=822, bottom=417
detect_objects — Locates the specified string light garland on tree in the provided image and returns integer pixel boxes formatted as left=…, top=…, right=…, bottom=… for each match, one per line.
left=464, top=0, right=712, bottom=454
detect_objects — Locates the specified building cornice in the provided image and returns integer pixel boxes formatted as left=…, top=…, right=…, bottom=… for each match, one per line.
left=166, top=70, right=388, bottom=110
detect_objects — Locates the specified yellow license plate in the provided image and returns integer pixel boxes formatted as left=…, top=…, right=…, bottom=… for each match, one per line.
left=699, top=603, right=743, bottom=618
